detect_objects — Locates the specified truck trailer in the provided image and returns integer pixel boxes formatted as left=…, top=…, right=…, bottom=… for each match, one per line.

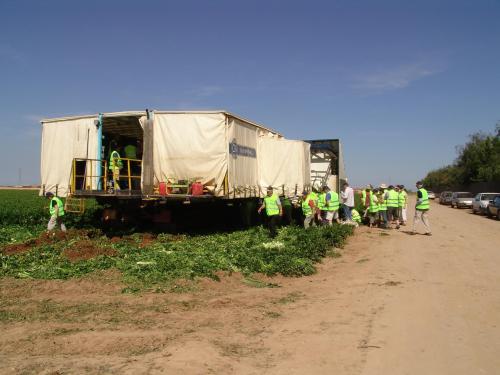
left=40, top=110, right=345, bottom=226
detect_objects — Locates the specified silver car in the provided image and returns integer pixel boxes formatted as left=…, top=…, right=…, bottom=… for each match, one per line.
left=451, top=192, right=474, bottom=208
left=472, top=193, right=500, bottom=215
left=439, top=191, right=453, bottom=205
left=428, top=191, right=436, bottom=199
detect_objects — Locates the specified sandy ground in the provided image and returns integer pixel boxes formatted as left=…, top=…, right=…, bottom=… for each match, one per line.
left=1, top=198, right=499, bottom=374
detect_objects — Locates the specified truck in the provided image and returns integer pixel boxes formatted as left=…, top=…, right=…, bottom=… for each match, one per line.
left=40, top=110, right=345, bottom=228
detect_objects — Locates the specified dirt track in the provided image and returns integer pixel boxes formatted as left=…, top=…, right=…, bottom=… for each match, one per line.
left=1, top=198, right=500, bottom=374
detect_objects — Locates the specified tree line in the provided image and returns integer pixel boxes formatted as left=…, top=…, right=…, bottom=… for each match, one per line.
left=422, top=125, right=500, bottom=192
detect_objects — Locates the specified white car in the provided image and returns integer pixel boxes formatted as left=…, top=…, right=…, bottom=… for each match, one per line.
left=472, top=192, right=500, bottom=215
left=428, top=191, right=436, bottom=199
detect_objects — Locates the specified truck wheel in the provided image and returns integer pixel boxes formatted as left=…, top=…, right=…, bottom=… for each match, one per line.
left=497, top=212, right=500, bottom=221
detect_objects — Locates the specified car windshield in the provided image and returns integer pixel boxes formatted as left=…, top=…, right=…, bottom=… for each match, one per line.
left=456, top=193, right=473, bottom=198
left=482, top=194, right=498, bottom=200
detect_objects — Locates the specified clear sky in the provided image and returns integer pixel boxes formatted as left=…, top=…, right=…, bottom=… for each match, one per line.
left=1, top=0, right=499, bottom=187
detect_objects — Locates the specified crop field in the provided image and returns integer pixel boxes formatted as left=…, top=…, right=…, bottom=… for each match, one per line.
left=0, top=190, right=354, bottom=291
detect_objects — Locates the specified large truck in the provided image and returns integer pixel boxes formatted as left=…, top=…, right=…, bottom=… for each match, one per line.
left=40, top=110, right=345, bottom=227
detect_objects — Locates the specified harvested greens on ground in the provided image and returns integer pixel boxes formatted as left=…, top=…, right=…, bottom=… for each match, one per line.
left=1, top=225, right=353, bottom=289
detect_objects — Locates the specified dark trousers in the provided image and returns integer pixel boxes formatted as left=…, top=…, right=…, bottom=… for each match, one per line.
left=267, top=214, right=281, bottom=237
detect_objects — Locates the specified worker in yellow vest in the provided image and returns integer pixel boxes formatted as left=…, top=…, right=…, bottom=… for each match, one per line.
left=384, top=185, right=400, bottom=229
left=258, top=186, right=283, bottom=237
left=109, top=140, right=123, bottom=191
left=366, top=187, right=379, bottom=228
left=300, top=190, right=316, bottom=228
left=318, top=185, right=340, bottom=226
left=378, top=184, right=388, bottom=228
left=351, top=208, right=362, bottom=224
left=45, top=192, right=67, bottom=232
left=398, top=185, right=408, bottom=225
left=412, top=181, right=432, bottom=235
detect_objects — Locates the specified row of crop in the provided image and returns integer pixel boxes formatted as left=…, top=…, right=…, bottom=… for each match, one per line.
left=0, top=224, right=354, bottom=288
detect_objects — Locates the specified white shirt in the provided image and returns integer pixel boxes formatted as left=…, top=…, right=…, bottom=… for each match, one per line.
left=341, top=186, right=354, bottom=207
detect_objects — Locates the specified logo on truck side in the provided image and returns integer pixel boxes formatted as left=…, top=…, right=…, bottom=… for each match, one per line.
left=229, top=139, right=256, bottom=158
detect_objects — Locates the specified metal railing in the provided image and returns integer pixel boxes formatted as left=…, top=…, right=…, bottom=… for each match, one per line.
left=70, top=157, right=142, bottom=194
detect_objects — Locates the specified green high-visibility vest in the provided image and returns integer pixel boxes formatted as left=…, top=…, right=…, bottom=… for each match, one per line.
left=326, top=191, right=340, bottom=211
left=109, top=150, right=123, bottom=170
left=416, top=188, right=430, bottom=210
left=49, top=197, right=65, bottom=217
left=124, top=144, right=137, bottom=159
left=310, top=191, right=318, bottom=206
left=361, top=190, right=367, bottom=206
left=318, top=193, right=326, bottom=211
left=398, top=191, right=406, bottom=208
left=378, top=192, right=387, bottom=211
left=352, top=209, right=361, bottom=223
left=301, top=194, right=313, bottom=216
left=264, top=194, right=280, bottom=216
left=386, top=189, right=399, bottom=208
left=368, top=193, right=379, bottom=213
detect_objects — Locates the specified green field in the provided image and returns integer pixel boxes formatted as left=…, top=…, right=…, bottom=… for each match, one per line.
left=0, top=190, right=354, bottom=291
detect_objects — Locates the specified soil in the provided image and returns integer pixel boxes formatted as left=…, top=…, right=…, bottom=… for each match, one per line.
left=1, top=198, right=500, bottom=374
left=62, top=240, right=118, bottom=262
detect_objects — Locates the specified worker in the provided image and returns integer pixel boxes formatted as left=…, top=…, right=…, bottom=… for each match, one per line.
left=318, top=185, right=339, bottom=225
left=384, top=185, right=400, bottom=229
left=366, top=187, right=379, bottom=228
left=377, top=185, right=388, bottom=228
left=45, top=192, right=66, bottom=232
left=398, top=185, right=408, bottom=225
left=124, top=140, right=137, bottom=160
left=309, top=188, right=320, bottom=224
left=412, top=181, right=432, bottom=235
left=360, top=184, right=373, bottom=218
left=300, top=190, right=316, bottom=228
left=109, top=141, right=123, bottom=191
left=258, top=186, right=283, bottom=237
left=341, top=182, right=354, bottom=222
left=351, top=208, right=362, bottom=224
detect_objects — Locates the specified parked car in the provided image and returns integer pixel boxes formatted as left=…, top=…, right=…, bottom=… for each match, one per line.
left=487, top=195, right=500, bottom=220
left=472, top=193, right=500, bottom=215
left=439, top=191, right=453, bottom=205
left=450, top=192, right=474, bottom=208
left=428, top=191, right=436, bottom=199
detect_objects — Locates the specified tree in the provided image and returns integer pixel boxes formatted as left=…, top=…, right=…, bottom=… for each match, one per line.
left=421, top=126, right=500, bottom=191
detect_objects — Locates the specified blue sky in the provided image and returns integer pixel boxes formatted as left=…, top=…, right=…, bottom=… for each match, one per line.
left=1, top=0, right=499, bottom=187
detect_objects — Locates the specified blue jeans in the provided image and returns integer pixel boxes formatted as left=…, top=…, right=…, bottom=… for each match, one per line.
left=342, top=205, right=352, bottom=220
left=379, top=210, right=388, bottom=227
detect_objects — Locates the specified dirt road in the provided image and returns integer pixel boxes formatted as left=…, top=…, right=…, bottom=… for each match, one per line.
left=1, top=198, right=499, bottom=374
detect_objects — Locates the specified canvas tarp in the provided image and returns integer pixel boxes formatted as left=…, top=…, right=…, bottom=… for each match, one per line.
left=40, top=117, right=99, bottom=197
left=227, top=117, right=259, bottom=196
left=153, top=113, right=227, bottom=195
left=257, top=138, right=311, bottom=197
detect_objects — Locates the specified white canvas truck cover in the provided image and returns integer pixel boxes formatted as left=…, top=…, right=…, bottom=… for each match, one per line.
left=257, top=137, right=311, bottom=197
left=40, top=116, right=99, bottom=197
left=153, top=113, right=228, bottom=196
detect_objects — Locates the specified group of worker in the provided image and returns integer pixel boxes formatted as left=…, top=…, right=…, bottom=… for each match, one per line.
left=258, top=181, right=432, bottom=237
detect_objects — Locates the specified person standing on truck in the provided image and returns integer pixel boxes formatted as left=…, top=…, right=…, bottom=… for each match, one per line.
left=300, top=190, right=316, bottom=228
left=109, top=140, right=123, bottom=191
left=258, top=187, right=283, bottom=237
left=124, top=140, right=140, bottom=189
left=45, top=192, right=66, bottom=232
left=412, top=181, right=432, bottom=236
left=340, top=182, right=354, bottom=221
